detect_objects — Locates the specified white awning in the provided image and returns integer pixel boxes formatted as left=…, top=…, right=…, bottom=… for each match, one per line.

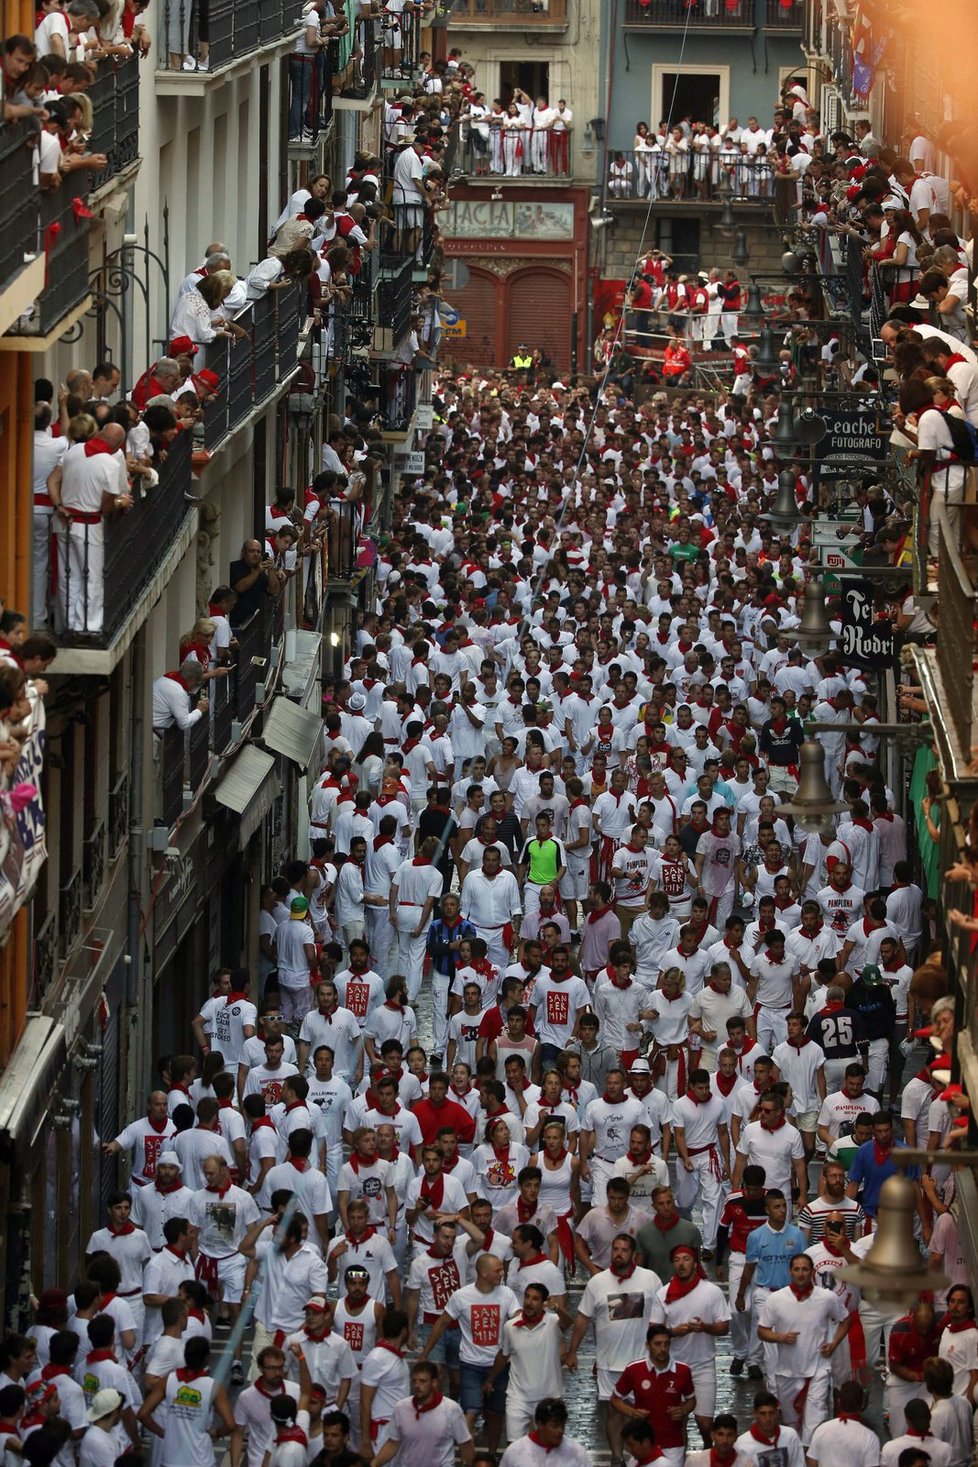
left=261, top=696, right=323, bottom=772
left=213, top=746, right=279, bottom=849
left=0, top=1016, right=67, bottom=1154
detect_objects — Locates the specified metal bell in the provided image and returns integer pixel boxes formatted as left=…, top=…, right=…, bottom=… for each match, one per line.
left=778, top=740, right=848, bottom=833
left=795, top=578, right=833, bottom=654
left=753, top=326, right=779, bottom=371
left=719, top=197, right=736, bottom=236
left=732, top=227, right=750, bottom=266
left=759, top=470, right=803, bottom=529
left=794, top=406, right=827, bottom=445
left=743, top=282, right=764, bottom=321
left=839, top=1175, right=947, bottom=1309
left=771, top=396, right=798, bottom=448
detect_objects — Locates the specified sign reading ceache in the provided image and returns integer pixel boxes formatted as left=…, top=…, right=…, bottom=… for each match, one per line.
left=814, top=408, right=887, bottom=484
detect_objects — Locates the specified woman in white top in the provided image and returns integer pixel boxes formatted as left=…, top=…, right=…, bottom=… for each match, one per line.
left=665, top=128, right=689, bottom=197
left=880, top=208, right=923, bottom=304
left=168, top=270, right=239, bottom=345
left=633, top=122, right=654, bottom=197
left=502, top=104, right=526, bottom=177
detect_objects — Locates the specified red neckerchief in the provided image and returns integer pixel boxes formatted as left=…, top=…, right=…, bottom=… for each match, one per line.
left=601, top=1091, right=625, bottom=1105
left=820, top=1000, right=844, bottom=1014
left=873, top=1140, right=892, bottom=1166
left=165, top=1244, right=188, bottom=1260
left=665, top=1264, right=705, bottom=1303
left=376, top=1340, right=404, bottom=1358
left=626, top=1149, right=652, bottom=1166
left=108, top=1221, right=135, bottom=1236
left=205, top=1182, right=231, bottom=1197
left=373, top=834, right=394, bottom=850
left=789, top=1282, right=814, bottom=1300
left=176, top=1366, right=208, bottom=1383
left=285, top=1100, right=307, bottom=1114
left=413, top=1391, right=444, bottom=1419
left=762, top=1114, right=787, bottom=1131
left=714, top=1071, right=738, bottom=1096
left=942, top=1317, right=977, bottom=1334
left=251, top=1116, right=274, bottom=1131
left=750, top=1426, right=780, bottom=1446
left=254, top=1379, right=285, bottom=1399
left=164, top=672, right=190, bottom=689
left=785, top=1036, right=809, bottom=1050
left=516, top=1196, right=537, bottom=1223
left=587, top=905, right=613, bottom=924
left=491, top=1141, right=511, bottom=1164
left=83, top=435, right=113, bottom=457
left=276, top=1428, right=309, bottom=1446
left=545, top=1147, right=568, bottom=1164
left=611, top=1261, right=637, bottom=1282
left=420, top=1172, right=445, bottom=1210
left=289, top=1158, right=308, bottom=1173
left=685, top=1087, right=710, bottom=1105
left=147, top=1113, right=170, bottom=1133
left=345, top=1226, right=376, bottom=1246
left=86, top=1348, right=115, bottom=1364
left=40, top=1364, right=69, bottom=1382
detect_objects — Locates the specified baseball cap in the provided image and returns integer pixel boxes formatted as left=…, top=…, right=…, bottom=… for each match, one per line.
left=290, top=896, right=310, bottom=917
left=87, top=1388, right=123, bottom=1422
left=304, top=1294, right=329, bottom=1312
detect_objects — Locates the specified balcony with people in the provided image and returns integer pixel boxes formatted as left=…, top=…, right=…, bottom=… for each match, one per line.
left=0, top=17, right=146, bottom=340
left=155, top=0, right=301, bottom=82
left=449, top=0, right=568, bottom=24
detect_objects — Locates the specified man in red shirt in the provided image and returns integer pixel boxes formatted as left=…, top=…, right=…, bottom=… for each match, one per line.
left=411, top=1071, right=477, bottom=1147
left=610, top=1322, right=696, bottom=1466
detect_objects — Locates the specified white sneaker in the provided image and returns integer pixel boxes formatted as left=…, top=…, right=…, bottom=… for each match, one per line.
left=181, top=55, right=196, bottom=69
left=197, top=55, right=209, bottom=69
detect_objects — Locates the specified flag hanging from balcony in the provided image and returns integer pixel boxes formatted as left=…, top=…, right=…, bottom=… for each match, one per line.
left=851, top=0, right=886, bottom=99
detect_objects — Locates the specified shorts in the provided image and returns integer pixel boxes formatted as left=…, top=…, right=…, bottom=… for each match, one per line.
left=459, top=1361, right=508, bottom=1415
left=561, top=863, right=590, bottom=901
left=396, top=202, right=423, bottom=229
left=596, top=1366, right=620, bottom=1402
left=793, top=1110, right=818, bottom=1134
left=689, top=1362, right=717, bottom=1417
left=198, top=1250, right=247, bottom=1304
left=416, top=1319, right=461, bottom=1370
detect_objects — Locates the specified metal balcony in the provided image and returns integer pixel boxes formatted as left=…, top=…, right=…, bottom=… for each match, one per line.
left=156, top=0, right=302, bottom=83
left=0, top=122, right=44, bottom=331
left=623, top=0, right=753, bottom=26
left=202, top=282, right=302, bottom=451
left=608, top=149, right=784, bottom=202
left=87, top=55, right=141, bottom=196
left=450, top=0, right=567, bottom=21
left=335, top=15, right=378, bottom=107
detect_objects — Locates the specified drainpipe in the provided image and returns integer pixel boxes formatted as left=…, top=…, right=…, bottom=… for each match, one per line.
left=126, top=624, right=147, bottom=1107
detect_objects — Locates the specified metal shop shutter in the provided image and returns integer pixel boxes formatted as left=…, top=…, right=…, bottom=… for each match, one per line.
left=506, top=269, right=571, bottom=372
left=451, top=268, right=498, bottom=368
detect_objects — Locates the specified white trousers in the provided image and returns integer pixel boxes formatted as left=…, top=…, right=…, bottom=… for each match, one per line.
left=774, top=1367, right=831, bottom=1445
left=59, top=519, right=104, bottom=632
left=674, top=1150, right=726, bottom=1249
left=33, top=506, right=54, bottom=625
left=394, top=905, right=428, bottom=1000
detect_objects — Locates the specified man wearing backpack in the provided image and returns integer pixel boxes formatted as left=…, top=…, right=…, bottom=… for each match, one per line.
left=899, top=377, right=968, bottom=558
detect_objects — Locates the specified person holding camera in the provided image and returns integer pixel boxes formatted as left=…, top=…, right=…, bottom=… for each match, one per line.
left=229, top=539, right=282, bottom=628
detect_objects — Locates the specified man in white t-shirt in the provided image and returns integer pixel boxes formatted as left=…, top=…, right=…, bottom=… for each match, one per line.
left=565, top=1236, right=662, bottom=1465
left=757, top=1253, right=849, bottom=1444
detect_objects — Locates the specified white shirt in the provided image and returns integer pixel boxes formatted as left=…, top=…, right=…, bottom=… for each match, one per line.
left=444, top=1281, right=520, bottom=1365
left=757, top=1282, right=848, bottom=1376
left=460, top=869, right=522, bottom=929
left=733, top=1424, right=805, bottom=1466
left=939, top=1322, right=978, bottom=1398
left=499, top=1435, right=591, bottom=1467
left=651, top=1276, right=731, bottom=1366
left=152, top=674, right=203, bottom=732
left=736, top=1119, right=805, bottom=1196
left=385, top=1394, right=471, bottom=1467
left=499, top=1309, right=565, bottom=1402
left=881, top=1434, right=952, bottom=1467
left=576, top=1265, right=663, bottom=1371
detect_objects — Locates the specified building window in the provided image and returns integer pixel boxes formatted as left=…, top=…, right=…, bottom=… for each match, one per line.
left=651, top=65, right=729, bottom=129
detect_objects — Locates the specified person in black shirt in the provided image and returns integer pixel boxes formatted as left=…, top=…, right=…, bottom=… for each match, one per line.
left=416, top=785, right=460, bottom=893
left=476, top=788, right=522, bottom=863
left=229, top=539, right=280, bottom=627
left=848, top=964, right=897, bottom=1099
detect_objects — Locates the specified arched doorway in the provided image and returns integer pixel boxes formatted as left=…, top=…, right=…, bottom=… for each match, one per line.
left=505, top=267, right=571, bottom=372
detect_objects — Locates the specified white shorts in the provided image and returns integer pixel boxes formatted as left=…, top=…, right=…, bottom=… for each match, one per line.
left=793, top=1110, right=818, bottom=1133
left=596, top=1366, right=620, bottom=1402
left=561, top=862, right=590, bottom=901
left=216, top=1251, right=247, bottom=1304
left=689, top=1362, right=717, bottom=1418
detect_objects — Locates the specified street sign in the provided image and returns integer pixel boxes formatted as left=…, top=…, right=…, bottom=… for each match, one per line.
left=442, top=259, right=471, bottom=291
left=396, top=451, right=426, bottom=475
left=814, top=409, right=888, bottom=485
left=414, top=405, right=434, bottom=430
left=814, top=520, right=864, bottom=573
left=839, top=579, right=896, bottom=669
left=440, top=304, right=460, bottom=326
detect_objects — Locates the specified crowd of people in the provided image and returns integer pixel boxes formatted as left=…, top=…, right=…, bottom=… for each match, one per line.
left=12, top=328, right=974, bottom=1467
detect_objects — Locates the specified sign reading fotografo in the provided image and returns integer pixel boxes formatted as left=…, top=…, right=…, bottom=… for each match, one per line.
left=814, top=408, right=887, bottom=484
left=445, top=199, right=576, bottom=241
left=839, top=580, right=896, bottom=669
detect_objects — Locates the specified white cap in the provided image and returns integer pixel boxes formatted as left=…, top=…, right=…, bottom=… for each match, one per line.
left=348, top=693, right=367, bottom=712
left=628, top=1058, right=651, bottom=1074
left=87, top=1388, right=123, bottom=1422
left=157, top=1150, right=181, bottom=1169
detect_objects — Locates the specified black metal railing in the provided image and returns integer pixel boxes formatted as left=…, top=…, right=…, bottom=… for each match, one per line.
left=160, top=726, right=185, bottom=828
left=187, top=706, right=210, bottom=791
left=934, top=503, right=977, bottom=753
left=203, top=283, right=302, bottom=449
left=58, top=429, right=193, bottom=647
left=624, top=0, right=753, bottom=22
left=0, top=123, right=37, bottom=297
left=378, top=364, right=418, bottom=434
left=460, top=122, right=571, bottom=179
left=31, top=180, right=91, bottom=337
left=59, top=868, right=82, bottom=957
left=339, top=15, right=378, bottom=99
left=379, top=2, right=420, bottom=79
left=108, top=770, right=129, bottom=858
left=607, top=149, right=782, bottom=201
left=327, top=500, right=358, bottom=581
left=451, top=0, right=567, bottom=14
left=32, top=911, right=59, bottom=1009
left=230, top=608, right=273, bottom=723
left=83, top=819, right=107, bottom=911
left=764, top=0, right=801, bottom=21
left=211, top=665, right=233, bottom=753
left=376, top=255, right=414, bottom=352
left=87, top=55, right=141, bottom=193
left=157, top=0, right=301, bottom=70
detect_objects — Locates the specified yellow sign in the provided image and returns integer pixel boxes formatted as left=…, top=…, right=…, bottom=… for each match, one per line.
left=442, top=321, right=467, bottom=338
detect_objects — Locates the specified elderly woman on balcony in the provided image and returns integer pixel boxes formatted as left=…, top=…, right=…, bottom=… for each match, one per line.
left=168, top=270, right=245, bottom=346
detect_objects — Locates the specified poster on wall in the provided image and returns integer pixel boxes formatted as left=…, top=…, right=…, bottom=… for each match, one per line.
left=445, top=200, right=576, bottom=240
left=0, top=699, right=47, bottom=935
